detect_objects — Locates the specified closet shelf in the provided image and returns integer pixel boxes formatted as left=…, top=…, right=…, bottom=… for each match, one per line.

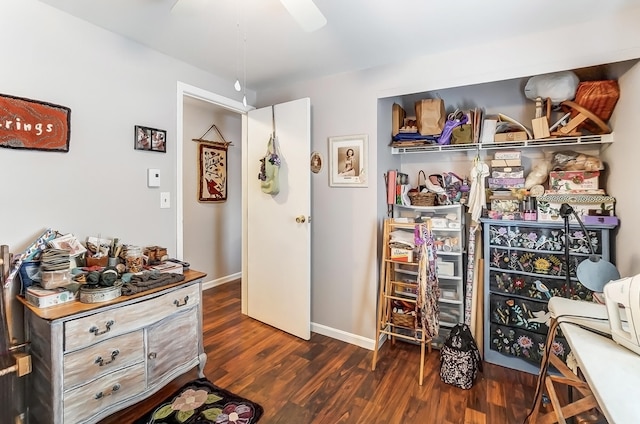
left=390, top=133, right=613, bottom=154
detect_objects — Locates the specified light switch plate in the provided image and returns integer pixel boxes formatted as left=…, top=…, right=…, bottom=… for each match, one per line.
left=160, top=192, right=170, bottom=209
left=148, top=168, right=161, bottom=187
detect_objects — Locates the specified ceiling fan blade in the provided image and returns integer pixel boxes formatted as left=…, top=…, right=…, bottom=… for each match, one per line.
left=279, top=0, right=327, bottom=32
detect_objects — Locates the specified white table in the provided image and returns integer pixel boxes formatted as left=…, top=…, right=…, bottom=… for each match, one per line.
left=530, top=297, right=640, bottom=423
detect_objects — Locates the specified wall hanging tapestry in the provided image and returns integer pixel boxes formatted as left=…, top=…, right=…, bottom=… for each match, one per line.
left=134, top=377, right=263, bottom=424
left=195, top=124, right=232, bottom=202
left=0, top=93, right=71, bottom=152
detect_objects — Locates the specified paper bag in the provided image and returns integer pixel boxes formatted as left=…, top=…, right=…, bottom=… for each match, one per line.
left=415, top=99, right=445, bottom=136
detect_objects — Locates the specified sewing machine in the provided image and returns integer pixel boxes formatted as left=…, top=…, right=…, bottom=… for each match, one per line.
left=604, top=274, right=640, bottom=356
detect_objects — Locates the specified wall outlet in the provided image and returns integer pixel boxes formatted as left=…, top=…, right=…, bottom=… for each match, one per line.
left=160, top=192, right=170, bottom=209
left=148, top=168, right=161, bottom=187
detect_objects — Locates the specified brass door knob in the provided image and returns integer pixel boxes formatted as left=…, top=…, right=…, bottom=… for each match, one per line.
left=296, top=215, right=306, bottom=223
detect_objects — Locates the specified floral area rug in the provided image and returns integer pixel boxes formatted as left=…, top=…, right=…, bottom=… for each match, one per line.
left=135, top=378, right=263, bottom=424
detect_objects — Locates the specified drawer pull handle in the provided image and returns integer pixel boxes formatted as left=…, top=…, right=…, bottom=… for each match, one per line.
left=89, top=320, right=114, bottom=336
left=95, top=350, right=119, bottom=367
left=94, top=383, right=120, bottom=400
left=148, top=352, right=157, bottom=359
left=174, top=296, right=189, bottom=307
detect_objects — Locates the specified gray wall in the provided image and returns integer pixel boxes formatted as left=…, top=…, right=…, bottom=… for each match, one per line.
left=257, top=7, right=640, bottom=346
left=0, top=0, right=249, bottom=261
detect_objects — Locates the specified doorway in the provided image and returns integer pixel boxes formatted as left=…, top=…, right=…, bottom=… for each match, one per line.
left=176, top=82, right=247, bottom=305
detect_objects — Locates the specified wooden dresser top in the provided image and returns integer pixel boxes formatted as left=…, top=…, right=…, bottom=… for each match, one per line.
left=17, top=269, right=206, bottom=321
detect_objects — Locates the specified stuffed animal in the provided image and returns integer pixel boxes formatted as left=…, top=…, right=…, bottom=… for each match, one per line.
left=551, top=151, right=604, bottom=171
left=525, top=161, right=551, bottom=189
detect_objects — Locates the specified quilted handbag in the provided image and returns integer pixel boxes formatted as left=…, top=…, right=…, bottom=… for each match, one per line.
left=439, top=323, right=482, bottom=389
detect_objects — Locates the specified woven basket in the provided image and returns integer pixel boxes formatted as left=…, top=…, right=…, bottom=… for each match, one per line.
left=572, top=80, right=620, bottom=133
left=408, top=170, right=437, bottom=206
left=392, top=311, right=416, bottom=328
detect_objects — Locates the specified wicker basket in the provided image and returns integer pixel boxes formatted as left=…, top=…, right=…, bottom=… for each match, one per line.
left=408, top=170, right=437, bottom=206
left=392, top=311, right=416, bottom=328
left=572, top=80, right=620, bottom=133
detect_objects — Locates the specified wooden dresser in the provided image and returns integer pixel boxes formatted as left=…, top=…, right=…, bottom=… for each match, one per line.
left=19, top=270, right=207, bottom=424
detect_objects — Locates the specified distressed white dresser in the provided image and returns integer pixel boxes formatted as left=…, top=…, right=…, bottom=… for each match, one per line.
left=19, top=270, right=207, bottom=424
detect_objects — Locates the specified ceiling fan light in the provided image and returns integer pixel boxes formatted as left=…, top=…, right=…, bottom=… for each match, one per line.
left=279, top=0, right=327, bottom=32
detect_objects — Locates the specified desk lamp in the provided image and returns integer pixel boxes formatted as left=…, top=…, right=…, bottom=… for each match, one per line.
left=559, top=203, right=619, bottom=293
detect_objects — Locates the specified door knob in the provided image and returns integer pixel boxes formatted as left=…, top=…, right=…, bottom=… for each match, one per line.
left=296, top=215, right=306, bottom=223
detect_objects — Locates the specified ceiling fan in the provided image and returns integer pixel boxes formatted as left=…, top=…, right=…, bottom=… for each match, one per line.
left=170, top=0, right=327, bottom=32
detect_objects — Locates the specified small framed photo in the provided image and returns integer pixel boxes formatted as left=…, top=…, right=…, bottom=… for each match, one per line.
left=310, top=151, right=323, bottom=174
left=135, top=125, right=166, bottom=152
left=329, top=134, right=368, bottom=187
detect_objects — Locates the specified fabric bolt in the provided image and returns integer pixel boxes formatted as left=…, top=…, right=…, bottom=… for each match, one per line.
left=464, top=226, right=477, bottom=326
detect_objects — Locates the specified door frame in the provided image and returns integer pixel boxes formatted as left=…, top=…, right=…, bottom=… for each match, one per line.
left=175, top=82, right=250, bottom=313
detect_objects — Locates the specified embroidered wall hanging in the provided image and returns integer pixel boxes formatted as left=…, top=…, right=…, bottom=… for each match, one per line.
left=194, top=124, right=232, bottom=202
left=0, top=93, right=71, bottom=152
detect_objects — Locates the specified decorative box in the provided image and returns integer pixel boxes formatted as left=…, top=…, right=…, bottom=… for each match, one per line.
left=488, top=178, right=525, bottom=189
left=582, top=215, right=619, bottom=226
left=491, top=166, right=524, bottom=179
left=491, top=159, right=522, bottom=168
left=490, top=198, right=520, bottom=213
left=25, top=285, right=77, bottom=308
left=536, top=194, right=615, bottom=223
left=549, top=171, right=600, bottom=192
left=494, top=150, right=521, bottom=160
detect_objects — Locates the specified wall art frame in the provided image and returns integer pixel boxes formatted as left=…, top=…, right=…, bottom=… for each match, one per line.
left=329, top=134, right=368, bottom=187
left=135, top=125, right=166, bottom=152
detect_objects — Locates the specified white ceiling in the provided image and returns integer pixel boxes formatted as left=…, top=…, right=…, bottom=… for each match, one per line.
left=38, top=0, right=638, bottom=91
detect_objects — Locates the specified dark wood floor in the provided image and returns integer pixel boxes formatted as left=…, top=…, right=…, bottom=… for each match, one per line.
left=101, top=281, right=542, bottom=424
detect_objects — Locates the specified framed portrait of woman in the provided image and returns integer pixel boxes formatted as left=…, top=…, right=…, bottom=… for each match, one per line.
left=328, top=134, right=368, bottom=187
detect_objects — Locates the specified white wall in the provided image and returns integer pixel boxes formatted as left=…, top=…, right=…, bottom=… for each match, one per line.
left=0, top=0, right=247, bottom=257
left=182, top=98, right=242, bottom=284
left=258, top=6, right=640, bottom=345
left=604, top=61, right=640, bottom=276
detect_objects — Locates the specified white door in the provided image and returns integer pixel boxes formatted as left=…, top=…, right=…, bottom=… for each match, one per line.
left=246, top=98, right=311, bottom=340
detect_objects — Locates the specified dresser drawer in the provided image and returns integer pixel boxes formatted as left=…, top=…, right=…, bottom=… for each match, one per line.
left=64, top=283, right=200, bottom=352
left=63, top=361, right=146, bottom=424
left=490, top=293, right=549, bottom=335
left=489, top=323, right=569, bottom=366
left=63, top=330, right=144, bottom=390
left=489, top=270, right=593, bottom=301
left=487, top=247, right=581, bottom=277
left=487, top=224, right=603, bottom=255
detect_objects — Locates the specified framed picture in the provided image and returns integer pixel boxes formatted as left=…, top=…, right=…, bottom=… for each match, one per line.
left=329, top=134, right=368, bottom=187
left=135, top=125, right=166, bottom=152
left=310, top=151, right=323, bottom=174
left=198, top=142, right=228, bottom=202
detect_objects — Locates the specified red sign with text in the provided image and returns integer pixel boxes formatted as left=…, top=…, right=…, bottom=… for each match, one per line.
left=0, top=93, right=71, bottom=152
